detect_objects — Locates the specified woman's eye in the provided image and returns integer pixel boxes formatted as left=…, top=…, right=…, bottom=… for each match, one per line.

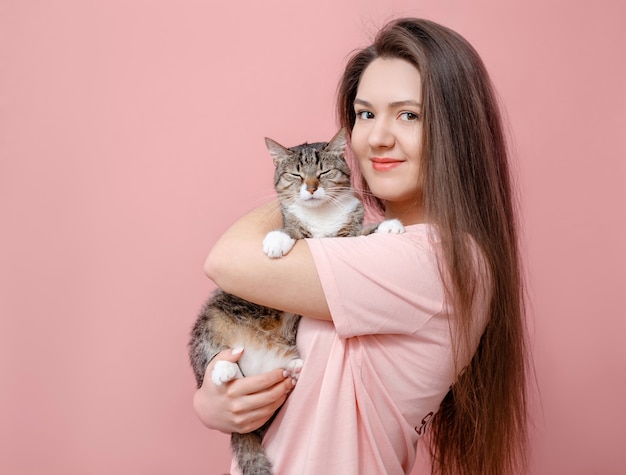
left=355, top=110, right=374, bottom=120
left=400, top=111, right=420, bottom=121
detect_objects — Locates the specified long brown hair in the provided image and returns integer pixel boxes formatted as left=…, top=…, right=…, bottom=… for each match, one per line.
left=337, top=18, right=529, bottom=475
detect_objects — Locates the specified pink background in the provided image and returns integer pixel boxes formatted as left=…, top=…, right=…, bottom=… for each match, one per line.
left=2, top=1, right=625, bottom=474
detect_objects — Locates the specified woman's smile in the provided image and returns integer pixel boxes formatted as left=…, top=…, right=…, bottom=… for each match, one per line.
left=370, top=157, right=405, bottom=172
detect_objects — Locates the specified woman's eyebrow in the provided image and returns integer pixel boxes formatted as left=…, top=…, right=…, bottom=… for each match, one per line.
left=389, top=100, right=422, bottom=109
left=353, top=98, right=422, bottom=108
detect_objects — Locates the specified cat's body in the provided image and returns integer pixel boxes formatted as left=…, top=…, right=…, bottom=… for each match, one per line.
left=189, top=129, right=369, bottom=475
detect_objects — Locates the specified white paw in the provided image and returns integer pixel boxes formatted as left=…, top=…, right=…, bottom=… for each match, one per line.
left=285, top=358, right=304, bottom=379
left=375, top=219, right=405, bottom=234
left=211, top=360, right=241, bottom=386
left=263, top=230, right=296, bottom=258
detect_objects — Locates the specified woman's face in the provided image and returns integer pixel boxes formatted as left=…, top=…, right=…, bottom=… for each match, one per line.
left=350, top=57, right=424, bottom=222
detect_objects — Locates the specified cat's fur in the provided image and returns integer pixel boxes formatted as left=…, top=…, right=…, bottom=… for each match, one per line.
left=188, top=128, right=403, bottom=475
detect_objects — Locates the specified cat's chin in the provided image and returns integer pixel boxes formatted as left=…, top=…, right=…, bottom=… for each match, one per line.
left=299, top=198, right=326, bottom=208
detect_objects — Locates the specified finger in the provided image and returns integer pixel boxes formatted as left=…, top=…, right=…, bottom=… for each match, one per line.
left=229, top=374, right=295, bottom=416
left=215, top=346, right=244, bottom=363
left=201, top=347, right=244, bottom=383
left=232, top=392, right=289, bottom=433
left=229, top=367, right=292, bottom=397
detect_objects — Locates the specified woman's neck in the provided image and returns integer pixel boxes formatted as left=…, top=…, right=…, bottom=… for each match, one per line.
left=384, top=200, right=427, bottom=226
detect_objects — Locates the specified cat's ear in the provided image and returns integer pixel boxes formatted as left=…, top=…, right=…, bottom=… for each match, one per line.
left=323, top=128, right=347, bottom=156
left=265, top=138, right=292, bottom=167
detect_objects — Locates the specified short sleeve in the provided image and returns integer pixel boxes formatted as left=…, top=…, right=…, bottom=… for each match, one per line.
left=305, top=224, right=445, bottom=339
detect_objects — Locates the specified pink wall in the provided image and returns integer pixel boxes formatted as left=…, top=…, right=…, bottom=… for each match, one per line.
left=2, top=1, right=624, bottom=474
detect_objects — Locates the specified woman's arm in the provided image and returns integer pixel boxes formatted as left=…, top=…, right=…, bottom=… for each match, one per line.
left=193, top=348, right=296, bottom=433
left=204, top=201, right=332, bottom=320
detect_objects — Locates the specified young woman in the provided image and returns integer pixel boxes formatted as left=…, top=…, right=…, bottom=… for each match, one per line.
left=193, top=18, right=529, bottom=475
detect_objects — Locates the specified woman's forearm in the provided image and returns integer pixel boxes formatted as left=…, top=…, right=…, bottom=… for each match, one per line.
left=204, top=201, right=332, bottom=320
left=204, top=200, right=281, bottom=284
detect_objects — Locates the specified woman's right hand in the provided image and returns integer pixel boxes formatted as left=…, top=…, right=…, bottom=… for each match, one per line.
left=193, top=348, right=296, bottom=434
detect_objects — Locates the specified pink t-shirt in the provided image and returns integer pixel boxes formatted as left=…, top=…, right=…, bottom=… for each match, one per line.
left=230, top=224, right=488, bottom=474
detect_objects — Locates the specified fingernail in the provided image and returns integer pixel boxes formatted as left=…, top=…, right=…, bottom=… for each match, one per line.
left=291, top=378, right=297, bottom=386
left=232, top=347, right=244, bottom=355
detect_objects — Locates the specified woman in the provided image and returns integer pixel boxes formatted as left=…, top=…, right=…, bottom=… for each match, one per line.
left=194, top=18, right=529, bottom=475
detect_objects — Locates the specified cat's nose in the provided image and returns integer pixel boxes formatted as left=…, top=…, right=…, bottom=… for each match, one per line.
left=305, top=179, right=318, bottom=194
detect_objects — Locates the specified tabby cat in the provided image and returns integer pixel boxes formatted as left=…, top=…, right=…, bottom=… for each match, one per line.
left=188, top=128, right=402, bottom=475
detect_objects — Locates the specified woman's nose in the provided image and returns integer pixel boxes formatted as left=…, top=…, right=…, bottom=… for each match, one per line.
left=368, top=118, right=394, bottom=149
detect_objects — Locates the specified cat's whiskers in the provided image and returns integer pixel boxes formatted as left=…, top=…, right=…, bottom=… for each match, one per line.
left=324, top=188, right=360, bottom=208
left=261, top=205, right=283, bottom=222
left=250, top=192, right=288, bottom=222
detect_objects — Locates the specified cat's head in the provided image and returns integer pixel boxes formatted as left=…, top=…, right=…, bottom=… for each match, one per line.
left=265, top=129, right=351, bottom=208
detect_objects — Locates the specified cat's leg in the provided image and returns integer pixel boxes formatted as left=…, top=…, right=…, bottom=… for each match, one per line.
left=232, top=432, right=273, bottom=475
left=212, top=360, right=243, bottom=386
left=284, top=358, right=304, bottom=379
left=263, top=230, right=296, bottom=258
left=375, top=218, right=405, bottom=234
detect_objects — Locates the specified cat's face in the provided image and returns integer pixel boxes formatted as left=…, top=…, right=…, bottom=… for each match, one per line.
left=265, top=129, right=351, bottom=208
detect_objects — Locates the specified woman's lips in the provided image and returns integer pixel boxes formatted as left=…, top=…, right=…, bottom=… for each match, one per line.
left=371, top=157, right=404, bottom=172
